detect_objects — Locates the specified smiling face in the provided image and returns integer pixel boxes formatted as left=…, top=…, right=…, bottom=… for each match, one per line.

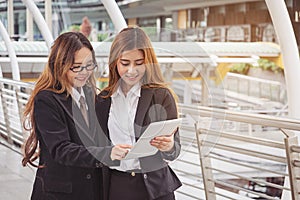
left=117, top=49, right=146, bottom=93
left=67, top=47, right=93, bottom=88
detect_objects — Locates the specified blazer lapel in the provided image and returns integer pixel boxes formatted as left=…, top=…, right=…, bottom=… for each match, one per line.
left=134, top=88, right=154, bottom=138
left=53, top=92, right=95, bottom=143
left=84, top=87, right=103, bottom=143
left=96, top=94, right=111, bottom=138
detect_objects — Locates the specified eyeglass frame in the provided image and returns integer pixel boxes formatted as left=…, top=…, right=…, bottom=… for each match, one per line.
left=69, top=63, right=98, bottom=73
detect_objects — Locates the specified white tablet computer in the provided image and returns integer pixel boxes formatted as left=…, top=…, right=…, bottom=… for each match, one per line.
left=123, top=118, right=182, bottom=160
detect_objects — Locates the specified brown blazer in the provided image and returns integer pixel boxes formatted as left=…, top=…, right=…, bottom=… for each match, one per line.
left=31, top=86, right=117, bottom=200
left=96, top=87, right=182, bottom=200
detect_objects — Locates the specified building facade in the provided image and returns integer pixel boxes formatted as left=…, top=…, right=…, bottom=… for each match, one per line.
left=0, top=0, right=299, bottom=46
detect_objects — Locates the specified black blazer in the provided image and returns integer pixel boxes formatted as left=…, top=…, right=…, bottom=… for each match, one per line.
left=96, top=87, right=182, bottom=200
left=31, top=86, right=117, bottom=200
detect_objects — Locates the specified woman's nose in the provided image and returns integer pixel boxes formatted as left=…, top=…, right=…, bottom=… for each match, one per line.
left=127, top=66, right=134, bottom=73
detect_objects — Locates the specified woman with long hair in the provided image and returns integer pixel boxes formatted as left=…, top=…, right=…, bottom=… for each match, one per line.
left=96, top=26, right=182, bottom=200
left=22, top=32, right=128, bottom=200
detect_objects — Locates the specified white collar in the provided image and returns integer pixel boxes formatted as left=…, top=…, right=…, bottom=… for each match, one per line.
left=112, top=82, right=141, bottom=98
left=71, top=87, right=86, bottom=103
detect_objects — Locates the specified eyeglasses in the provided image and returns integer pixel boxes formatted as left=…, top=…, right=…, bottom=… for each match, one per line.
left=69, top=63, right=97, bottom=73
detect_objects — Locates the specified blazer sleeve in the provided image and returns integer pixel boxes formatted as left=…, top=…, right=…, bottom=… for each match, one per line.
left=154, top=88, right=181, bottom=161
left=34, top=91, right=118, bottom=168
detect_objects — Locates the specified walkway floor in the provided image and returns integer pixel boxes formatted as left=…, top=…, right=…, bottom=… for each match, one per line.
left=0, top=139, right=194, bottom=200
left=0, top=142, right=35, bottom=200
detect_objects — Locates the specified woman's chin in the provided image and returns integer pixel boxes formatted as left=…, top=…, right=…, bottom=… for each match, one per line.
left=74, top=81, right=87, bottom=88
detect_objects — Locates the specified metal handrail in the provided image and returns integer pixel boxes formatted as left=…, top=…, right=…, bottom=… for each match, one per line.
left=187, top=103, right=300, bottom=199
left=225, top=72, right=284, bottom=104
left=179, top=103, right=300, bottom=131
left=1, top=77, right=300, bottom=199
left=0, top=77, right=33, bottom=146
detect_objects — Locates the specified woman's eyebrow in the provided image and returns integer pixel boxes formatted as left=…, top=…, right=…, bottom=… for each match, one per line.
left=73, top=60, right=93, bottom=65
left=120, top=59, right=130, bottom=62
left=120, top=58, right=144, bottom=62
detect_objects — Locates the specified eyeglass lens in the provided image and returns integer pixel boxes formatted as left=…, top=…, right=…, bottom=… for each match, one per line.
left=70, top=64, right=97, bottom=72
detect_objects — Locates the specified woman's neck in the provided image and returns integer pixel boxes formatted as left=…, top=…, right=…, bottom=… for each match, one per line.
left=121, top=84, right=131, bottom=96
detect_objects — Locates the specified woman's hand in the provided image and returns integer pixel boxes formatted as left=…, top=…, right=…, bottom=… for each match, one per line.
left=111, top=144, right=132, bottom=161
left=150, top=133, right=174, bottom=152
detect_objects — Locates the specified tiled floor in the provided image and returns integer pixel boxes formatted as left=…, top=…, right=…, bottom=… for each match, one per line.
left=0, top=142, right=36, bottom=200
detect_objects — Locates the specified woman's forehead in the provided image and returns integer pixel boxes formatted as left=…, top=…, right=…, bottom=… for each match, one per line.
left=120, top=49, right=144, bottom=59
left=74, top=47, right=93, bottom=63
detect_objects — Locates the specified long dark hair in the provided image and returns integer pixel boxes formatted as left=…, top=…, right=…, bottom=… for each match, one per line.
left=22, top=32, right=97, bottom=167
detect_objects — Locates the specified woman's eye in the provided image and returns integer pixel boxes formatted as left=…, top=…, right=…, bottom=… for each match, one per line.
left=136, top=62, right=144, bottom=65
left=121, top=62, right=129, bottom=66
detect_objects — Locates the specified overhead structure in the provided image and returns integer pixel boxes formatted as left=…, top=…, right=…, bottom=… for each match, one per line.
left=0, top=41, right=280, bottom=75
left=265, top=0, right=300, bottom=120
left=101, top=0, right=127, bottom=32
left=265, top=1, right=300, bottom=199
left=22, top=0, right=54, bottom=48
left=0, top=21, right=20, bottom=80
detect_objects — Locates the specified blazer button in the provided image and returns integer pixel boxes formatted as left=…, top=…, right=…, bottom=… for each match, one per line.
left=86, top=174, right=91, bottom=179
left=143, top=174, right=147, bottom=179
left=96, top=162, right=103, bottom=168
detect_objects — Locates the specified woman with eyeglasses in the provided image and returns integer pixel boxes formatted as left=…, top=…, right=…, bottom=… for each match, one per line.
left=22, top=32, right=130, bottom=200
left=95, top=26, right=182, bottom=200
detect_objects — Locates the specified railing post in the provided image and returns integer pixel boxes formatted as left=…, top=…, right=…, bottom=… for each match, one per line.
left=15, top=87, right=24, bottom=131
left=0, top=84, right=13, bottom=144
left=284, top=135, right=300, bottom=200
left=195, top=124, right=216, bottom=200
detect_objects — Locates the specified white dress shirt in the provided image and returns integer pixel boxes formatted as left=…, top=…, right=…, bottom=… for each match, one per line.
left=71, top=87, right=88, bottom=111
left=108, top=83, right=141, bottom=171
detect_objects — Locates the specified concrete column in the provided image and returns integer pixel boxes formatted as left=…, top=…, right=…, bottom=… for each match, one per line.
left=26, top=8, right=33, bottom=41
left=7, top=0, right=14, bottom=37
left=156, top=17, right=161, bottom=41
left=187, top=9, right=191, bottom=29
left=52, top=12, right=59, bottom=39
left=172, top=11, right=178, bottom=30
left=45, top=0, right=52, bottom=33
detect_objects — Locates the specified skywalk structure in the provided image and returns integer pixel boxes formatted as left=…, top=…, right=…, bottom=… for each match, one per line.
left=0, top=0, right=300, bottom=200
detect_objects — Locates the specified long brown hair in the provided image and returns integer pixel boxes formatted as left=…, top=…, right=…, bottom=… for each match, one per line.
left=102, top=26, right=173, bottom=97
left=22, top=32, right=97, bottom=167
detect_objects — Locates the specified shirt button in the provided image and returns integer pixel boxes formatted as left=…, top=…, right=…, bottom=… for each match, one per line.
left=143, top=174, right=147, bottom=179
left=86, top=174, right=91, bottom=179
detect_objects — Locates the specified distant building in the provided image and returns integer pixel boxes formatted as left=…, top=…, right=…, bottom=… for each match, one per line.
left=0, top=0, right=299, bottom=47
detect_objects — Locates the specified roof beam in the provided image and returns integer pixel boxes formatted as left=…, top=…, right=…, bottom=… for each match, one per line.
left=164, top=0, right=263, bottom=11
